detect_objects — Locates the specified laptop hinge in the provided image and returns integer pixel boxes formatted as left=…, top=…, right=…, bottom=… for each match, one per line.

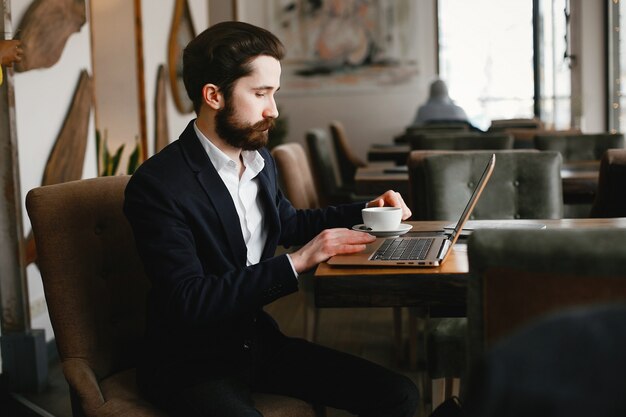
left=437, top=239, right=452, bottom=260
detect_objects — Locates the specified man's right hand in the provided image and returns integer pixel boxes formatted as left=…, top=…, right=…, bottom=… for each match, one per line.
left=289, top=228, right=376, bottom=273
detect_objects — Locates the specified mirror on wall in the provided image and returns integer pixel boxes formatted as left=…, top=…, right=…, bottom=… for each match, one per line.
left=168, top=0, right=195, bottom=114
left=90, top=0, right=147, bottom=175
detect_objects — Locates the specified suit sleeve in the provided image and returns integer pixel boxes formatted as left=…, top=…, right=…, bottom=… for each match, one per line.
left=124, top=169, right=299, bottom=330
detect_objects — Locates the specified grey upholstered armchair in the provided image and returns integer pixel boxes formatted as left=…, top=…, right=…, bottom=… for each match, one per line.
left=408, top=132, right=513, bottom=151
left=534, top=133, right=624, bottom=161
left=466, top=228, right=626, bottom=369
left=590, top=148, right=626, bottom=217
left=407, top=150, right=563, bottom=221
left=405, top=149, right=563, bottom=410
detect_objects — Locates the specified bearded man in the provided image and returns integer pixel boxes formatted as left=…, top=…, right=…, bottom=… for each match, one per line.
left=124, top=21, right=418, bottom=417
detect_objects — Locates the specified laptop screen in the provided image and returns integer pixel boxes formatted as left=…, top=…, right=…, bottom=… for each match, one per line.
left=447, top=154, right=496, bottom=245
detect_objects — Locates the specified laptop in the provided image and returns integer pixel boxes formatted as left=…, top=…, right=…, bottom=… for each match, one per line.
left=328, top=153, right=496, bottom=267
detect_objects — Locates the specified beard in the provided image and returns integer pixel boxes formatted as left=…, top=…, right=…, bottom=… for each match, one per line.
left=215, top=101, right=276, bottom=151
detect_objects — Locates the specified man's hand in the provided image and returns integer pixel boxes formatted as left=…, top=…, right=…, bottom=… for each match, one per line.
left=367, top=190, right=412, bottom=220
left=289, top=228, right=376, bottom=273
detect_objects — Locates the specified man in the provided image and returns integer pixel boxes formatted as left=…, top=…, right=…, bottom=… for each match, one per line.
left=124, top=21, right=418, bottom=417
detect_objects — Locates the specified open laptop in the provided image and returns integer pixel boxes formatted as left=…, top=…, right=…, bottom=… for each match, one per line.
left=328, top=153, right=496, bottom=267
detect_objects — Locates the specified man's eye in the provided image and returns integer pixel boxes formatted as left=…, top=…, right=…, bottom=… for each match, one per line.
left=256, top=93, right=265, bottom=97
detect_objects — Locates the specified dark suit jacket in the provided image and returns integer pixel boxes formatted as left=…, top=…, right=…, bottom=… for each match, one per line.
left=124, top=121, right=364, bottom=389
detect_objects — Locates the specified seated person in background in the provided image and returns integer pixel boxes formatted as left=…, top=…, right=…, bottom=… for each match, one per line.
left=124, top=21, right=419, bottom=417
left=412, top=79, right=469, bottom=126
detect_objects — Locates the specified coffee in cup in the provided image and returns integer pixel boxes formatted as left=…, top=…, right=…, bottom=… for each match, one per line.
left=362, top=207, right=402, bottom=231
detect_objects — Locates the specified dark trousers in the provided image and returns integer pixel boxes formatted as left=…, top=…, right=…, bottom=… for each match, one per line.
left=145, top=323, right=419, bottom=417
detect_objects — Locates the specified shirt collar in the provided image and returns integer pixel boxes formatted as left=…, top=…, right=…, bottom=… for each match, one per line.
left=193, top=121, right=265, bottom=175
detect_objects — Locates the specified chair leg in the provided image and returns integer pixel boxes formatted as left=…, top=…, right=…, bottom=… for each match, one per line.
left=408, top=307, right=428, bottom=370
left=313, top=403, right=327, bottom=417
left=418, top=370, right=433, bottom=416
left=303, top=292, right=319, bottom=342
left=392, top=307, right=403, bottom=366
left=443, top=377, right=455, bottom=400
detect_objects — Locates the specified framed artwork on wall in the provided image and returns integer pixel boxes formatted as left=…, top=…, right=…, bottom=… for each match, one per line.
left=236, top=0, right=420, bottom=96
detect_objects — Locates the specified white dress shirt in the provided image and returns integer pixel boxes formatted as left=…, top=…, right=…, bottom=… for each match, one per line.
left=194, top=123, right=297, bottom=275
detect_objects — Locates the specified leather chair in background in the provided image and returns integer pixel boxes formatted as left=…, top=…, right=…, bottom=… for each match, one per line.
left=396, top=122, right=470, bottom=144
left=487, top=117, right=544, bottom=132
left=270, top=144, right=321, bottom=343
left=26, top=176, right=319, bottom=417
left=405, top=150, right=563, bottom=411
left=306, top=128, right=356, bottom=206
left=590, top=148, right=626, bottom=217
left=272, top=143, right=321, bottom=211
left=534, top=132, right=625, bottom=161
left=503, top=127, right=581, bottom=149
left=466, top=228, right=626, bottom=370
left=329, top=120, right=367, bottom=188
left=408, top=132, right=513, bottom=151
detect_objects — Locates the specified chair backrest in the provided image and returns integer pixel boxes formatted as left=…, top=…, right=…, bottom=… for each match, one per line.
left=271, top=143, right=320, bottom=209
left=407, top=150, right=563, bottom=220
left=409, top=132, right=513, bottom=151
left=503, top=127, right=581, bottom=149
left=488, top=117, right=544, bottom=132
left=329, top=120, right=366, bottom=187
left=466, top=228, right=626, bottom=366
left=306, top=128, right=344, bottom=206
left=590, top=148, right=626, bottom=217
left=396, top=123, right=470, bottom=144
left=26, top=176, right=147, bottom=380
left=534, top=133, right=625, bottom=161
left=464, top=304, right=626, bottom=417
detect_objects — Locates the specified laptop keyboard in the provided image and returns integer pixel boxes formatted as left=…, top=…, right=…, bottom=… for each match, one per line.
left=371, top=237, right=435, bottom=261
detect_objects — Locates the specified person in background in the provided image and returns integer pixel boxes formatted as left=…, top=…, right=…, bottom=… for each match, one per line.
left=412, top=79, right=468, bottom=126
left=124, top=21, right=418, bottom=417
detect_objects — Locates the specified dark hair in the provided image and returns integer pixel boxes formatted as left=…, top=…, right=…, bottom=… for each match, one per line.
left=183, top=21, right=285, bottom=114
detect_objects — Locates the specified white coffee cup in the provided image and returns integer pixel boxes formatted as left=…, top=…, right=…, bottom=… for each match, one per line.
left=362, top=207, right=402, bottom=231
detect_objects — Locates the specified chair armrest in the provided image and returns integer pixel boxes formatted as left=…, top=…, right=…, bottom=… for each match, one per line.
left=62, top=358, right=105, bottom=413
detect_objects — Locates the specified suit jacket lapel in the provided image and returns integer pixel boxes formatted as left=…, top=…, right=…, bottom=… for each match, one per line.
left=178, top=121, right=248, bottom=264
left=256, top=162, right=281, bottom=260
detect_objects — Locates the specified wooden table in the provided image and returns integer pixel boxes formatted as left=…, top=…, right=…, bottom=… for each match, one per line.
left=355, top=161, right=600, bottom=205
left=314, top=218, right=626, bottom=309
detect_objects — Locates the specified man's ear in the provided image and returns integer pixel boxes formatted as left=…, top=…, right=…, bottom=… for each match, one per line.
left=202, top=84, right=223, bottom=110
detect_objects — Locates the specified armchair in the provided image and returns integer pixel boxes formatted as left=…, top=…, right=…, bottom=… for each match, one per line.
left=405, top=150, right=563, bottom=410
left=534, top=133, right=624, bottom=161
left=26, top=176, right=318, bottom=417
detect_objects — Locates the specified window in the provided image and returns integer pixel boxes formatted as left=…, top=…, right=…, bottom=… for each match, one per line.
left=608, top=0, right=624, bottom=133
left=438, top=0, right=572, bottom=130
left=536, top=0, right=572, bottom=129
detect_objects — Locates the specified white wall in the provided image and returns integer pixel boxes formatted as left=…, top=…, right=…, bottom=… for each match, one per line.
left=141, top=0, right=208, bottom=156
left=12, top=0, right=96, bottom=341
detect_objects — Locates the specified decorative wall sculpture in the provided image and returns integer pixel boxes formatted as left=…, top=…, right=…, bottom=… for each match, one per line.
left=154, top=64, right=170, bottom=152
left=167, top=0, right=195, bottom=113
left=15, top=0, right=86, bottom=72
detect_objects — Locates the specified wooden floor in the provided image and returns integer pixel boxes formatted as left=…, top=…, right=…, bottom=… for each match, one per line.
left=19, top=286, right=440, bottom=416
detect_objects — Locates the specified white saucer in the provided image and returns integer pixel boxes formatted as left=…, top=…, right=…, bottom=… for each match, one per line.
left=352, top=223, right=413, bottom=237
